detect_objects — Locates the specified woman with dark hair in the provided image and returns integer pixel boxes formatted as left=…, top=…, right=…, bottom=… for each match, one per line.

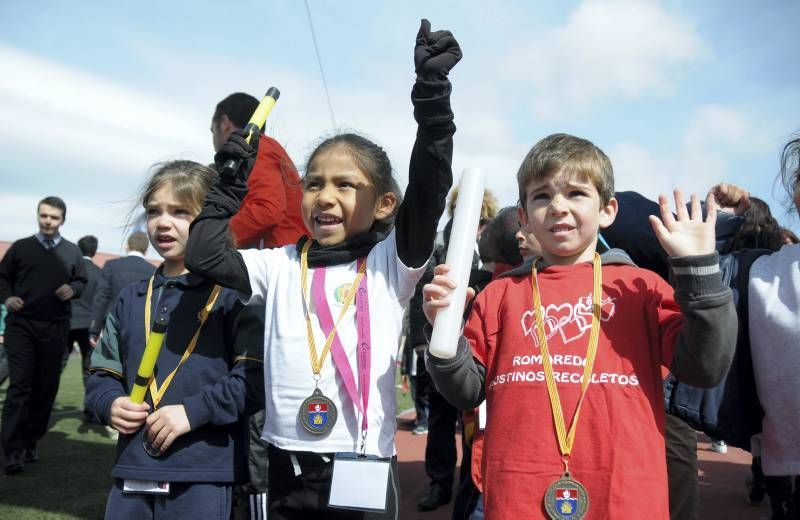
left=730, top=197, right=785, bottom=251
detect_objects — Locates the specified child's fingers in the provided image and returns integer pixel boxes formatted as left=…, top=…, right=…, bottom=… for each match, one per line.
left=111, top=418, right=143, bottom=434
left=145, top=414, right=164, bottom=444
left=705, top=192, right=718, bottom=227
left=648, top=215, right=670, bottom=248
left=117, top=397, right=150, bottom=413
left=432, top=263, right=451, bottom=276
left=112, top=399, right=149, bottom=421
left=673, top=189, right=689, bottom=221
left=423, top=282, right=452, bottom=302
left=118, top=409, right=149, bottom=422
left=430, top=273, right=457, bottom=290
left=150, top=424, right=171, bottom=451
left=158, top=431, right=180, bottom=453
left=657, top=194, right=676, bottom=229
left=466, top=287, right=476, bottom=302
left=689, top=193, right=702, bottom=221
left=425, top=298, right=452, bottom=310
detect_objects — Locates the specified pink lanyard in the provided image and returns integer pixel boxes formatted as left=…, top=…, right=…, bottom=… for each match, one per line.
left=311, top=259, right=371, bottom=444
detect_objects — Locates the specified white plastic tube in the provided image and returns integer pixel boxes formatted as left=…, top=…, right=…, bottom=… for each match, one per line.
left=429, top=167, right=486, bottom=359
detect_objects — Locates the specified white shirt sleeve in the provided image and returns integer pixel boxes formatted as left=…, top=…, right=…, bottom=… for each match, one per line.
left=369, top=229, right=429, bottom=304
left=238, top=246, right=291, bottom=305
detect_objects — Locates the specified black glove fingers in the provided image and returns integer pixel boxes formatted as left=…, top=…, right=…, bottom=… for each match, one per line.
left=429, top=34, right=459, bottom=55
left=248, top=128, right=261, bottom=152
left=414, top=51, right=432, bottom=73
left=416, top=18, right=431, bottom=44
left=427, top=29, right=453, bottom=45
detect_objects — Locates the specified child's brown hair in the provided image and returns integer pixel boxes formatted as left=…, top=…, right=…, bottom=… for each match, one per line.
left=516, top=133, right=614, bottom=207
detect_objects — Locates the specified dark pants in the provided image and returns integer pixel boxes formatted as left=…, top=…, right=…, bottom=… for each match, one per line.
left=233, top=409, right=269, bottom=519
left=105, top=479, right=232, bottom=520
left=0, top=343, right=8, bottom=386
left=267, top=444, right=399, bottom=519
left=410, top=358, right=430, bottom=428
left=764, top=472, right=799, bottom=519
left=665, top=413, right=698, bottom=520
left=424, top=389, right=459, bottom=494
left=1, top=317, right=69, bottom=456
left=452, top=429, right=481, bottom=520
left=66, top=328, right=93, bottom=390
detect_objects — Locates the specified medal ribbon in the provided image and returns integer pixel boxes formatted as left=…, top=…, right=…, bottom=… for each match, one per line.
left=531, top=253, right=602, bottom=463
left=311, top=262, right=371, bottom=438
left=299, top=241, right=368, bottom=408
left=144, top=274, right=222, bottom=408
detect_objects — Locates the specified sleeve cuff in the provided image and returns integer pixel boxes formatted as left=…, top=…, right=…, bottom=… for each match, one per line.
left=425, top=336, right=472, bottom=373
left=668, top=252, right=726, bottom=299
left=97, top=389, right=125, bottom=425
left=412, top=80, right=454, bottom=126
left=181, top=394, right=211, bottom=430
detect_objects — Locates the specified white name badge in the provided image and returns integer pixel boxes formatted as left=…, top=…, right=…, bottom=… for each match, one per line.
left=328, top=453, right=390, bottom=512
left=123, top=479, right=170, bottom=495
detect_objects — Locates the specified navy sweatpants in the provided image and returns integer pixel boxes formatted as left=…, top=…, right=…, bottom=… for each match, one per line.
left=105, top=479, right=232, bottom=520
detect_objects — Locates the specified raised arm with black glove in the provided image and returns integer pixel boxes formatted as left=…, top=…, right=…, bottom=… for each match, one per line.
left=184, top=130, right=260, bottom=295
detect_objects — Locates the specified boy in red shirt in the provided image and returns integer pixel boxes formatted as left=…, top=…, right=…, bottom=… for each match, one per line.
left=423, top=134, right=736, bottom=519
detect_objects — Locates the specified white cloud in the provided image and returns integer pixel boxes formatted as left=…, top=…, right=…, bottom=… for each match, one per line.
left=503, top=0, right=710, bottom=119
left=611, top=104, right=767, bottom=202
left=682, top=103, right=759, bottom=152
left=0, top=44, right=209, bottom=174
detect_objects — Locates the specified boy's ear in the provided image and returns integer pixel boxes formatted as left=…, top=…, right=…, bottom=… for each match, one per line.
left=374, top=191, right=398, bottom=220
left=517, top=205, right=529, bottom=228
left=598, top=196, right=618, bottom=229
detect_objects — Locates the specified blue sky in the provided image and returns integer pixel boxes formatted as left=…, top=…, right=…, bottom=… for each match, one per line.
left=1, top=0, right=798, bottom=255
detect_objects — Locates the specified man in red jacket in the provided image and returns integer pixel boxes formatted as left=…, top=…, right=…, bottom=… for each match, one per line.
left=211, top=93, right=306, bottom=517
left=211, top=92, right=307, bottom=249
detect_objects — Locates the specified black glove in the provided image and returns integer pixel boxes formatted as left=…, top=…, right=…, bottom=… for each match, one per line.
left=214, top=129, right=260, bottom=183
left=414, top=19, right=462, bottom=81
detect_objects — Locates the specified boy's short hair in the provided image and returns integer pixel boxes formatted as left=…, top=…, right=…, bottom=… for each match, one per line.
left=77, top=235, right=98, bottom=257
left=38, top=196, right=67, bottom=220
left=516, top=133, right=614, bottom=207
left=213, top=93, right=259, bottom=129
left=127, top=231, right=149, bottom=254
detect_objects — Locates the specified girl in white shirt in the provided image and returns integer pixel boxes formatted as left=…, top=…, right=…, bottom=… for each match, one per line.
left=747, top=137, right=800, bottom=518
left=186, top=20, right=461, bottom=520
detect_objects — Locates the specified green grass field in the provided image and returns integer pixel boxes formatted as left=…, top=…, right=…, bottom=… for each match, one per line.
left=0, top=352, right=415, bottom=519
left=0, top=355, right=116, bottom=519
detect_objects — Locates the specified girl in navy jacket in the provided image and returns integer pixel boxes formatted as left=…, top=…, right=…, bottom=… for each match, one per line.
left=86, top=160, right=263, bottom=519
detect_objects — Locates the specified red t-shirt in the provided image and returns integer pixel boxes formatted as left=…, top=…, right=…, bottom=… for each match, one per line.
left=466, top=262, right=681, bottom=519
left=229, top=134, right=307, bottom=249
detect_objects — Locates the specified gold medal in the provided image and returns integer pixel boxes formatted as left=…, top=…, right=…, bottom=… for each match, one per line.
left=544, top=472, right=589, bottom=519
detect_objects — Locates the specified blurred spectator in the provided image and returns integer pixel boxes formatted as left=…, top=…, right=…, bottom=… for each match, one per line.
left=781, top=227, right=799, bottom=245
left=88, top=231, right=154, bottom=345
left=0, top=196, right=87, bottom=475
left=66, top=235, right=101, bottom=421
left=210, top=92, right=307, bottom=249
left=0, top=304, right=7, bottom=386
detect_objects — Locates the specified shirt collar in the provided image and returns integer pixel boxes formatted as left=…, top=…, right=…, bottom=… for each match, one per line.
left=127, top=251, right=145, bottom=258
left=136, top=266, right=208, bottom=294
left=35, top=232, right=62, bottom=247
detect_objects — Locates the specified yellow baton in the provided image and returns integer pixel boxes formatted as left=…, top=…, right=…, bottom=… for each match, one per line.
left=220, top=87, right=280, bottom=177
left=130, top=313, right=169, bottom=404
